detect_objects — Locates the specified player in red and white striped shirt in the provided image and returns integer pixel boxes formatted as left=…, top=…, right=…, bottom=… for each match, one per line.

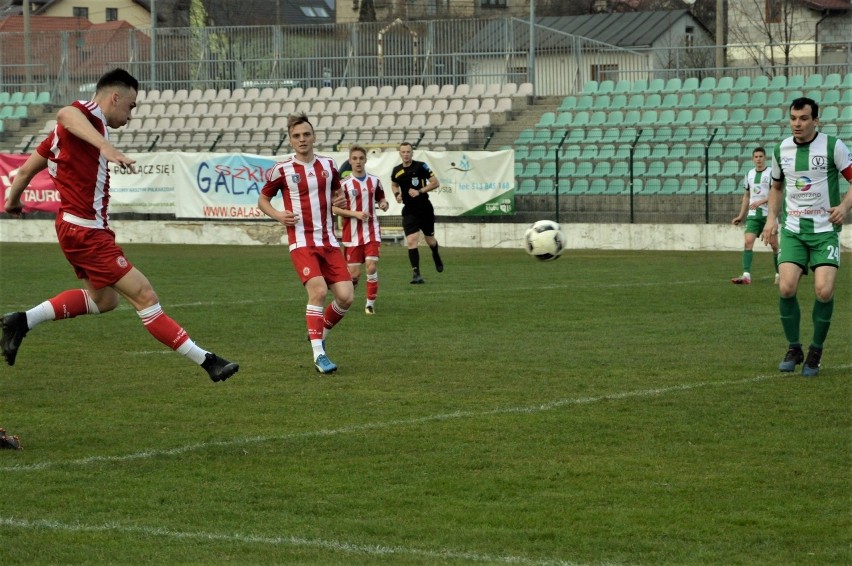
left=1, top=69, right=239, bottom=383
left=333, top=145, right=389, bottom=315
left=258, top=113, right=353, bottom=374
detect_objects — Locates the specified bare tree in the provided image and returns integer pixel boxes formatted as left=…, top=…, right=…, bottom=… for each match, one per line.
left=727, top=0, right=815, bottom=75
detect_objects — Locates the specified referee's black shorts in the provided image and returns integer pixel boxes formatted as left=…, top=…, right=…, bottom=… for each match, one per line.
left=402, top=211, right=436, bottom=237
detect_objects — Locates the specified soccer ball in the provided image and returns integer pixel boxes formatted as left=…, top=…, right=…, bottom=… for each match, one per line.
left=524, top=220, right=566, bottom=261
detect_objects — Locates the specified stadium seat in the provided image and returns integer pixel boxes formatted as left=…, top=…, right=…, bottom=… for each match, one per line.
left=559, top=96, right=577, bottom=111
left=576, top=95, right=594, bottom=110
left=593, top=95, right=611, bottom=109
left=804, top=74, right=823, bottom=89
left=630, top=79, right=648, bottom=93
left=748, top=91, right=768, bottom=107
left=682, top=77, right=699, bottom=91
left=715, top=76, right=734, bottom=90
left=822, top=73, right=841, bottom=88
left=713, top=92, right=732, bottom=108
left=820, top=106, right=839, bottom=122
left=614, top=80, right=631, bottom=93
left=537, top=112, right=556, bottom=128
left=663, top=78, right=682, bottom=92
left=786, top=75, right=805, bottom=90
left=698, top=77, right=716, bottom=91
left=751, top=76, right=770, bottom=91
left=582, top=80, right=599, bottom=94
left=517, top=179, right=536, bottom=194
left=822, top=90, right=840, bottom=105
left=648, top=78, right=665, bottom=92
left=597, top=80, right=615, bottom=94
left=662, top=93, right=679, bottom=108
left=733, top=76, right=751, bottom=91
left=558, top=161, right=576, bottom=178
left=678, top=92, right=696, bottom=108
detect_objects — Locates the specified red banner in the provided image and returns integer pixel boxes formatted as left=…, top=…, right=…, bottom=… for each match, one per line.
left=0, top=153, right=60, bottom=214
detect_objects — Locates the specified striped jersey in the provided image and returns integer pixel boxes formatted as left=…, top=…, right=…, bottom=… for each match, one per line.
left=36, top=100, right=112, bottom=228
left=771, top=132, right=852, bottom=233
left=261, top=154, right=341, bottom=251
left=742, top=167, right=772, bottom=219
left=339, top=173, right=386, bottom=246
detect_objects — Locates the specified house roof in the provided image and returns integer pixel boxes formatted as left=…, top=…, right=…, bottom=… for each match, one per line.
left=463, top=10, right=705, bottom=53
left=0, top=13, right=91, bottom=32
left=802, top=0, right=851, bottom=10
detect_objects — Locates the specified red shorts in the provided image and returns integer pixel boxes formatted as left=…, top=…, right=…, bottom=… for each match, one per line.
left=55, top=219, right=134, bottom=289
left=344, top=241, right=381, bottom=265
left=290, top=245, right=351, bottom=285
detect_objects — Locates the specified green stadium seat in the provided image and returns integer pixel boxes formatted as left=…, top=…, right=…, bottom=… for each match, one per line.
left=718, top=178, right=739, bottom=194
left=10, top=106, right=28, bottom=120
left=674, top=109, right=693, bottom=125
left=585, top=128, right=604, bottom=142
left=569, top=178, right=589, bottom=193
left=806, top=90, right=823, bottom=103
left=748, top=91, right=768, bottom=107
left=520, top=161, right=541, bottom=178
left=692, top=125, right=711, bottom=140
left=663, top=78, right=682, bottom=92
left=681, top=178, right=701, bottom=194
left=593, top=95, right=611, bottom=109
left=613, top=144, right=630, bottom=160
left=670, top=143, right=687, bottom=158
left=533, top=128, right=552, bottom=144
left=8, top=92, right=24, bottom=105
left=630, top=79, right=648, bottom=93
left=698, top=77, right=716, bottom=90
left=767, top=91, right=786, bottom=106
left=582, top=80, right=599, bottom=94
left=707, top=160, right=721, bottom=175
left=823, top=73, right=841, bottom=88
left=671, top=127, right=691, bottom=142
left=713, top=92, right=732, bottom=108
left=612, top=162, right=630, bottom=176
left=541, top=162, right=557, bottom=178
left=820, top=123, right=838, bottom=136
left=660, top=178, right=682, bottom=194
left=840, top=106, right=852, bottom=121
left=678, top=92, right=696, bottom=108
left=686, top=144, right=704, bottom=159
left=746, top=108, right=765, bottom=122
left=35, top=91, right=51, bottom=105
left=580, top=145, right=598, bottom=160
left=730, top=108, right=747, bottom=123
left=576, top=95, right=594, bottom=110
left=618, top=127, right=639, bottom=143
left=632, top=160, right=647, bottom=176
left=516, top=129, right=535, bottom=144
left=786, top=75, right=805, bottom=90
left=614, top=80, right=632, bottom=93
left=529, top=145, right=548, bottom=160
left=589, top=110, right=607, bottom=126
left=536, top=179, right=555, bottom=195
left=0, top=92, right=9, bottom=105
left=843, top=73, right=852, bottom=88
left=610, top=94, right=628, bottom=109
left=564, top=129, right=585, bottom=144
left=822, top=90, right=840, bottom=105
left=731, top=91, right=749, bottom=107
left=602, top=127, right=620, bottom=143
left=721, top=160, right=741, bottom=176
left=645, top=93, right=662, bottom=108
left=575, top=162, right=594, bottom=177
left=743, top=125, right=763, bottom=141
left=514, top=160, right=525, bottom=177
left=684, top=160, right=704, bottom=175
left=697, top=92, right=714, bottom=108
left=734, top=76, right=751, bottom=90
left=694, top=108, right=712, bottom=123
left=804, top=74, right=823, bottom=89
left=623, top=110, right=641, bottom=126
left=715, top=76, right=734, bottom=90
left=517, top=179, right=536, bottom=194
left=682, top=77, right=699, bottom=91
left=606, top=179, right=627, bottom=195
left=607, top=111, right=624, bottom=126
left=664, top=161, right=684, bottom=177
left=572, top=111, right=590, bottom=127
left=662, top=93, right=679, bottom=108
left=514, top=146, right=529, bottom=161
left=840, top=124, right=852, bottom=139
left=820, top=106, right=839, bottom=122
left=537, top=112, right=556, bottom=128
left=643, top=179, right=663, bottom=194
left=555, top=111, right=573, bottom=128
left=768, top=75, right=787, bottom=89
left=597, top=144, right=616, bottom=159
left=589, top=179, right=609, bottom=194
left=841, top=89, right=852, bottom=104
left=21, top=91, right=38, bottom=105
left=752, top=76, right=770, bottom=90
left=558, top=161, right=576, bottom=178
left=722, top=142, right=744, bottom=159
left=559, top=96, right=577, bottom=111
left=647, top=160, right=665, bottom=176
left=560, top=145, right=581, bottom=160
left=648, top=78, right=666, bottom=92
left=627, top=94, right=644, bottom=108
left=658, top=109, right=676, bottom=124
left=764, top=124, right=784, bottom=141
left=598, top=80, right=615, bottom=94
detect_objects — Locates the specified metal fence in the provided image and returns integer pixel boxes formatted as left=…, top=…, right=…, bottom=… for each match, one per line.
left=1, top=18, right=850, bottom=100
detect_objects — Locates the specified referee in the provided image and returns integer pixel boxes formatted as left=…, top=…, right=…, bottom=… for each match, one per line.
left=391, top=142, right=444, bottom=284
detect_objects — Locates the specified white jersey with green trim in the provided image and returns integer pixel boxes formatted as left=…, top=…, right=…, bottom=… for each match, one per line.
left=771, top=132, right=852, bottom=234
left=743, top=167, right=771, bottom=219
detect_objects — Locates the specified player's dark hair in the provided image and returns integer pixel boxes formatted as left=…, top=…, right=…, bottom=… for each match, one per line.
left=752, top=147, right=765, bottom=156
left=790, top=97, right=819, bottom=119
left=96, top=68, right=139, bottom=92
left=287, top=112, right=314, bottom=134
left=399, top=142, right=413, bottom=150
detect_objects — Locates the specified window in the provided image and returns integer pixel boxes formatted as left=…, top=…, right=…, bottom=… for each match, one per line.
left=685, top=25, right=694, bottom=47
left=765, top=0, right=781, bottom=23
left=481, top=0, right=508, bottom=7
left=591, top=64, right=618, bottom=82
left=73, top=7, right=89, bottom=18
left=106, top=8, right=118, bottom=21
left=300, top=6, right=329, bottom=17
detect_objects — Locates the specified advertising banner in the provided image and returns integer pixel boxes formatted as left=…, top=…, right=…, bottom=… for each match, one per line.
left=0, top=153, right=61, bottom=214
left=5, top=149, right=515, bottom=219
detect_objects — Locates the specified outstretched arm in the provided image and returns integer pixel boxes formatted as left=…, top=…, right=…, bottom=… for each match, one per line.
left=4, top=151, right=49, bottom=216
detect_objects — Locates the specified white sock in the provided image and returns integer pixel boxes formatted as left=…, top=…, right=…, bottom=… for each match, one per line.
left=311, top=340, right=325, bottom=360
left=25, top=301, right=55, bottom=328
left=176, top=339, right=208, bottom=365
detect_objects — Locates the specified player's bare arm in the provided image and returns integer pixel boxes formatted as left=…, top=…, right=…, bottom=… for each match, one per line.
left=732, top=192, right=748, bottom=225
left=827, top=183, right=852, bottom=225
left=257, top=193, right=299, bottom=226
left=392, top=182, right=402, bottom=203
left=332, top=206, right=370, bottom=221
left=760, top=180, right=783, bottom=245
left=377, top=198, right=389, bottom=212
left=3, top=152, right=49, bottom=216
left=57, top=105, right=136, bottom=171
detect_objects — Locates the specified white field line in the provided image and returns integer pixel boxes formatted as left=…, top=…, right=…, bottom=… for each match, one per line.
left=0, top=516, right=583, bottom=566
left=0, top=372, right=789, bottom=474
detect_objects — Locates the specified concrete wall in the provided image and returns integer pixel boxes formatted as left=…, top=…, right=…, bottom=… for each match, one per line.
left=3, top=220, right=850, bottom=251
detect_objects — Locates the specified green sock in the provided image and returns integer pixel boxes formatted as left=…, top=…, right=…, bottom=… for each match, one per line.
left=780, top=296, right=800, bottom=345
left=811, top=298, right=834, bottom=349
left=742, top=250, right=753, bottom=273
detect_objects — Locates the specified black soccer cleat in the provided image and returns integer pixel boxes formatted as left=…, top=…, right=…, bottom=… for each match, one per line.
left=410, top=273, right=425, bottom=284
left=202, top=353, right=239, bottom=382
left=801, top=346, right=822, bottom=377
left=778, top=345, right=804, bottom=372
left=1, top=312, right=29, bottom=367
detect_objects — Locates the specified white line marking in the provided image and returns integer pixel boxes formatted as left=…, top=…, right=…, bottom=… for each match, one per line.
left=0, top=373, right=788, bottom=473
left=0, top=516, right=580, bottom=565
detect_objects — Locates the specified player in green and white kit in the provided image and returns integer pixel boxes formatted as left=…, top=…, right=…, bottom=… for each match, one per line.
left=731, top=147, right=779, bottom=285
left=761, top=97, right=852, bottom=377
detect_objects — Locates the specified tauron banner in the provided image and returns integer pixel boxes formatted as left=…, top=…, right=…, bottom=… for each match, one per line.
left=0, top=154, right=61, bottom=214
left=5, top=149, right=515, bottom=219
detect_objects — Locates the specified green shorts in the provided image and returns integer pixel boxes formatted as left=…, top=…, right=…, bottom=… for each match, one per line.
left=778, top=229, right=841, bottom=274
left=744, top=217, right=767, bottom=235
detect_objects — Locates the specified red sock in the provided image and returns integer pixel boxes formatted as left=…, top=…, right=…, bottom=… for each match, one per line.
left=366, top=280, right=378, bottom=301
left=323, top=301, right=348, bottom=331
left=137, top=304, right=190, bottom=350
left=49, top=289, right=91, bottom=319
left=306, top=305, right=324, bottom=341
